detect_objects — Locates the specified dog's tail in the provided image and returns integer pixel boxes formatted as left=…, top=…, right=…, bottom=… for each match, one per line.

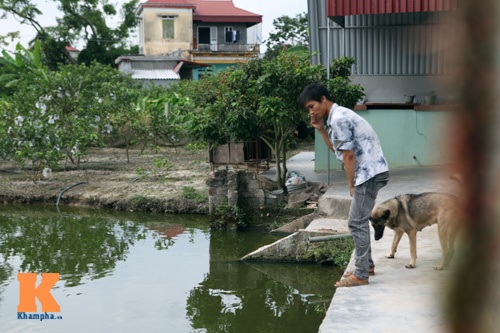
left=450, top=173, right=465, bottom=204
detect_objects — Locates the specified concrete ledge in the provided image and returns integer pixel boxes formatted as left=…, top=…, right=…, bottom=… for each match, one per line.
left=240, top=231, right=309, bottom=262
left=319, top=224, right=451, bottom=332
left=241, top=218, right=349, bottom=262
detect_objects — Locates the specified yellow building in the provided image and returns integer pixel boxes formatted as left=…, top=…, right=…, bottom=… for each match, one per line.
left=136, top=0, right=262, bottom=79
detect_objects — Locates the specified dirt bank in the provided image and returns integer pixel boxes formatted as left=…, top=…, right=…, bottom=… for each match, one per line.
left=0, top=142, right=315, bottom=215
left=0, top=147, right=212, bottom=214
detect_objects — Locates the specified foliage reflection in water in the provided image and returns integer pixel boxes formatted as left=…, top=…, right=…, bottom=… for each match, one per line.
left=0, top=205, right=340, bottom=332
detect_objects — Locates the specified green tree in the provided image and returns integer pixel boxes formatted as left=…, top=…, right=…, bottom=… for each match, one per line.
left=0, top=0, right=139, bottom=68
left=173, top=53, right=325, bottom=189
left=0, top=60, right=140, bottom=177
left=0, top=40, right=46, bottom=99
left=327, top=57, right=365, bottom=109
left=239, top=53, right=324, bottom=188
left=265, top=12, right=308, bottom=59
left=169, top=55, right=364, bottom=189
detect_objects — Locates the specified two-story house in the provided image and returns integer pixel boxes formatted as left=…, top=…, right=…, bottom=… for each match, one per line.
left=135, top=0, right=262, bottom=80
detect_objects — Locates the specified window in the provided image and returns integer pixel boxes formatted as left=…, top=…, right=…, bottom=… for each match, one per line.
left=162, top=16, right=175, bottom=39
left=198, top=27, right=210, bottom=44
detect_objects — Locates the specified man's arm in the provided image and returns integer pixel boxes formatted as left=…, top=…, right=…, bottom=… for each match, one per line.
left=342, top=150, right=355, bottom=196
left=311, top=115, right=355, bottom=196
left=317, top=126, right=335, bottom=153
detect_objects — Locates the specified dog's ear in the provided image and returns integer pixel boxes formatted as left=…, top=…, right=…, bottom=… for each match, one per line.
left=382, top=209, right=391, bottom=219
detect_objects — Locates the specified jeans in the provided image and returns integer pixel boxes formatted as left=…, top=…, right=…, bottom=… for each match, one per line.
left=348, top=171, right=389, bottom=280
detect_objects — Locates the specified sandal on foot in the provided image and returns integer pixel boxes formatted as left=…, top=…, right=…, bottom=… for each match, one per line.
left=335, top=275, right=369, bottom=287
left=343, top=267, right=375, bottom=278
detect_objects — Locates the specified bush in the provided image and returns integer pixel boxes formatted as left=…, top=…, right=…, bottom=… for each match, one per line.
left=182, top=186, right=208, bottom=203
left=0, top=62, right=140, bottom=175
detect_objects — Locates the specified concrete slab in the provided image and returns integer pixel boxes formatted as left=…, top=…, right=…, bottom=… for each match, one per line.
left=319, top=224, right=451, bottom=333
left=242, top=218, right=349, bottom=261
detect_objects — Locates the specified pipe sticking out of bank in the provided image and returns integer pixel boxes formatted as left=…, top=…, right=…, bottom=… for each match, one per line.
left=56, top=182, right=88, bottom=208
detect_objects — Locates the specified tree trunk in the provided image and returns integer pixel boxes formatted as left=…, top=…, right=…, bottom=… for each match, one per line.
left=124, top=134, right=130, bottom=164
left=282, top=141, right=288, bottom=183
left=275, top=140, right=283, bottom=189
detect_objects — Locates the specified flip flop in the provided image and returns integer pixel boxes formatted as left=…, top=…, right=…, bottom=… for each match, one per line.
left=335, top=274, right=369, bottom=287
left=342, top=267, right=375, bottom=278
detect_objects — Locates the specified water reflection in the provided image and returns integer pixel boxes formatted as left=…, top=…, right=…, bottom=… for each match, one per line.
left=185, top=231, right=340, bottom=333
left=0, top=213, right=139, bottom=287
left=0, top=205, right=339, bottom=332
left=0, top=206, right=206, bottom=288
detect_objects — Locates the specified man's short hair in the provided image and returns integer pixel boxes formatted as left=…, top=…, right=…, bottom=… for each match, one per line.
left=299, top=83, right=333, bottom=109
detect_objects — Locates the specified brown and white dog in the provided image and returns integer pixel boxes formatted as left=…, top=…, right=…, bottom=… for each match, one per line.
left=369, top=192, right=459, bottom=270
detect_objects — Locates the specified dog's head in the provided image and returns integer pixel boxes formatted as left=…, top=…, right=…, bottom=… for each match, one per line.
left=369, top=208, right=392, bottom=241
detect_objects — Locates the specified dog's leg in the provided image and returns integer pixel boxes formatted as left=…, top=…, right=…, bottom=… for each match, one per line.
left=435, top=224, right=449, bottom=270
left=406, top=230, right=417, bottom=268
left=446, top=227, right=460, bottom=266
left=387, top=229, right=404, bottom=259
left=435, top=223, right=459, bottom=270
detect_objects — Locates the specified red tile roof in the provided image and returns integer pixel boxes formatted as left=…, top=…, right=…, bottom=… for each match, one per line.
left=141, top=0, right=195, bottom=9
left=192, top=1, right=261, bottom=23
left=140, top=0, right=261, bottom=24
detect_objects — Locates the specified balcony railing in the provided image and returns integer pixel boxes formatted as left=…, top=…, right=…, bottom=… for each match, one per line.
left=193, top=43, right=260, bottom=53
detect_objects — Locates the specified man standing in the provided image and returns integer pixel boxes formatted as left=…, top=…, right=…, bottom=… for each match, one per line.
left=299, top=83, right=389, bottom=287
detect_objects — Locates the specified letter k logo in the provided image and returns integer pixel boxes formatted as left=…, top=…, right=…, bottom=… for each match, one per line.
left=17, top=273, right=60, bottom=312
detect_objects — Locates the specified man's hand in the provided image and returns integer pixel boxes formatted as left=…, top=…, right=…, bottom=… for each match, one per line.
left=310, top=112, right=324, bottom=130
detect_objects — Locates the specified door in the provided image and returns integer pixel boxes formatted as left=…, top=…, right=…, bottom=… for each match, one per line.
left=210, top=26, right=218, bottom=51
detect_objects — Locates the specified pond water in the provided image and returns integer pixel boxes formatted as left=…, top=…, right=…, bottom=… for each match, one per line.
left=0, top=205, right=341, bottom=332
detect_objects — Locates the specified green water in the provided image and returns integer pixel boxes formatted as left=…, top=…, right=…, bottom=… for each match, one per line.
left=0, top=205, right=341, bottom=332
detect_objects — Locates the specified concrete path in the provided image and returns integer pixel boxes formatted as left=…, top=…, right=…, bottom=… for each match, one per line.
left=261, top=152, right=460, bottom=332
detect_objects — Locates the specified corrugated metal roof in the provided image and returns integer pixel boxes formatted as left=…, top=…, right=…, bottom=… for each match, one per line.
left=327, top=0, right=458, bottom=17
left=131, top=69, right=180, bottom=80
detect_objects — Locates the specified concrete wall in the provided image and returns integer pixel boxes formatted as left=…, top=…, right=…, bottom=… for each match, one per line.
left=141, top=8, right=192, bottom=57
left=208, top=169, right=265, bottom=214
left=314, top=108, right=453, bottom=171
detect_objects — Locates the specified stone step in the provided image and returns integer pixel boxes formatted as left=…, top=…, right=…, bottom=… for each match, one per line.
left=240, top=218, right=349, bottom=262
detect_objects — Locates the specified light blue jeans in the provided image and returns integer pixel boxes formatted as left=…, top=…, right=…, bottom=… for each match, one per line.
left=348, top=172, right=389, bottom=280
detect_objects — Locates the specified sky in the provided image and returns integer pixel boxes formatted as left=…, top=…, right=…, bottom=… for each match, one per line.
left=0, top=0, right=308, bottom=53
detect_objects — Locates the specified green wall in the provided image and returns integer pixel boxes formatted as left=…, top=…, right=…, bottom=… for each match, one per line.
left=314, top=109, right=453, bottom=171
left=193, top=63, right=240, bottom=81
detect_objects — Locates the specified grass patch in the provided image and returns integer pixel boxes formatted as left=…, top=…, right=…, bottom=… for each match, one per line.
left=303, top=237, right=354, bottom=268
left=182, top=186, right=208, bottom=203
